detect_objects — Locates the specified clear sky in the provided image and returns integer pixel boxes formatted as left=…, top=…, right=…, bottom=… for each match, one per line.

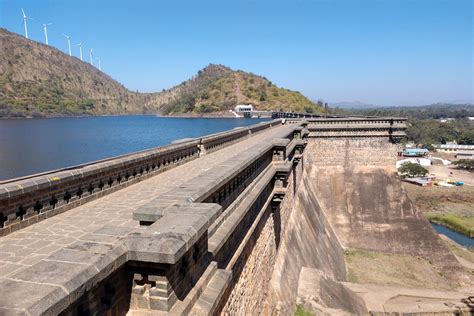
left=1, top=0, right=472, bottom=106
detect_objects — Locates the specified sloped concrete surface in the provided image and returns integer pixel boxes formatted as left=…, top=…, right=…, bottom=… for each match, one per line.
left=266, top=169, right=348, bottom=314
left=305, top=141, right=470, bottom=287
left=344, top=283, right=474, bottom=314
left=267, top=138, right=473, bottom=315
left=296, top=267, right=368, bottom=315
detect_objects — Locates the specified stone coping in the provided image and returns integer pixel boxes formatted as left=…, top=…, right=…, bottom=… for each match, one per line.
left=307, top=117, right=407, bottom=123
left=133, top=140, right=279, bottom=224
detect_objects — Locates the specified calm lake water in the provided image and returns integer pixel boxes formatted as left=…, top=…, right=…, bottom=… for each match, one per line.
left=431, top=223, right=474, bottom=248
left=0, top=116, right=268, bottom=181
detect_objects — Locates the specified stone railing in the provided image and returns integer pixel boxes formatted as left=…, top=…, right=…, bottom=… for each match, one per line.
left=307, top=117, right=407, bottom=142
left=307, top=117, right=406, bottom=127
left=0, top=120, right=281, bottom=236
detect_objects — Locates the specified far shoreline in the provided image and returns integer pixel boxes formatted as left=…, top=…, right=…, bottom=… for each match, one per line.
left=0, top=112, right=271, bottom=120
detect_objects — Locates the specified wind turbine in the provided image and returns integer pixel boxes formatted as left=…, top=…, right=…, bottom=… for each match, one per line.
left=21, top=8, right=32, bottom=39
left=95, top=57, right=101, bottom=71
left=89, top=48, right=93, bottom=65
left=42, top=23, right=52, bottom=45
left=76, top=42, right=83, bottom=61
left=62, top=34, right=72, bottom=56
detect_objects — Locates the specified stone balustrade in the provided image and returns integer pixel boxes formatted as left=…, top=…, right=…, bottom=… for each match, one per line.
left=0, top=120, right=281, bottom=236
left=307, top=117, right=407, bottom=142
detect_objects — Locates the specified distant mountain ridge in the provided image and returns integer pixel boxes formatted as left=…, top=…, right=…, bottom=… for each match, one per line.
left=0, top=28, right=321, bottom=118
left=340, top=103, right=474, bottom=120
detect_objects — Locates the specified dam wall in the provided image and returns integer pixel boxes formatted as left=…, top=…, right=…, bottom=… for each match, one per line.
left=305, top=138, right=468, bottom=285
left=266, top=132, right=469, bottom=314
left=220, top=148, right=305, bottom=315
left=265, top=169, right=350, bottom=315
left=0, top=116, right=419, bottom=315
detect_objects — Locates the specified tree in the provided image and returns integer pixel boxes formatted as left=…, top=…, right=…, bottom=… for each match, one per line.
left=398, top=162, right=428, bottom=178
left=458, top=130, right=474, bottom=145
left=454, top=159, right=474, bottom=170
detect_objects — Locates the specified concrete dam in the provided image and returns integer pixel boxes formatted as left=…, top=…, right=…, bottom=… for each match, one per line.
left=0, top=116, right=472, bottom=315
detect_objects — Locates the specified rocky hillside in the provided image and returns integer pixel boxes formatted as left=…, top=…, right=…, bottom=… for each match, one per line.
left=154, top=64, right=321, bottom=115
left=0, top=28, right=320, bottom=117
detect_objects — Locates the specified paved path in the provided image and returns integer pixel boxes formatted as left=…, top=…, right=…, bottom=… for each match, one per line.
left=0, top=124, right=293, bottom=280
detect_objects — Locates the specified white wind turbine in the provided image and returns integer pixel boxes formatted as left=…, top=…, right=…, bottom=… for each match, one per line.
left=21, top=8, right=33, bottom=39
left=95, top=57, right=101, bottom=71
left=76, top=42, right=83, bottom=61
left=62, top=34, right=72, bottom=56
left=89, top=48, right=93, bottom=65
left=42, top=22, right=52, bottom=45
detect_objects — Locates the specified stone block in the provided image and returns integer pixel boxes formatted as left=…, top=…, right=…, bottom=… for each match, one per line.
left=126, top=232, right=187, bottom=264
left=0, top=187, right=10, bottom=199
left=11, top=260, right=97, bottom=297
left=0, top=279, right=68, bottom=315
left=92, top=225, right=133, bottom=237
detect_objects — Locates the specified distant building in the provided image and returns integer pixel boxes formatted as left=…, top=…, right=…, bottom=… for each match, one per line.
left=235, top=104, right=253, bottom=112
left=455, top=151, right=474, bottom=160
left=433, top=144, right=474, bottom=154
left=402, top=148, right=429, bottom=157
left=439, top=118, right=455, bottom=123
left=235, top=104, right=253, bottom=118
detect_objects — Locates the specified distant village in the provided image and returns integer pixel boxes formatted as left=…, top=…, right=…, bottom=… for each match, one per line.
left=398, top=139, right=473, bottom=187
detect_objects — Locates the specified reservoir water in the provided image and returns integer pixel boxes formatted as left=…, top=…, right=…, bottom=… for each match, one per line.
left=431, top=223, right=474, bottom=248
left=0, top=116, right=268, bottom=181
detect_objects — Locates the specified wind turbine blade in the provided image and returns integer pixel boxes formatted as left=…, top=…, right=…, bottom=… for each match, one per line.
left=21, top=8, right=26, bottom=17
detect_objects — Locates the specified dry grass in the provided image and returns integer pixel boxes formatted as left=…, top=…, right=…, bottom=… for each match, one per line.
left=344, top=249, right=459, bottom=290
left=404, top=183, right=474, bottom=236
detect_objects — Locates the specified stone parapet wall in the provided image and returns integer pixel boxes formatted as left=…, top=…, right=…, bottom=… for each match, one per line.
left=0, top=120, right=281, bottom=236
left=219, top=159, right=304, bottom=314
left=307, top=117, right=407, bottom=143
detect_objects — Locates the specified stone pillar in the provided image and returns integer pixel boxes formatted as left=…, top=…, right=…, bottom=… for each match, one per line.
left=272, top=139, right=290, bottom=161
left=131, top=272, right=177, bottom=312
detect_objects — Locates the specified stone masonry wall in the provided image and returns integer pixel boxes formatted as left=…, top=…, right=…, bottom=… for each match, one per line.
left=221, top=161, right=304, bottom=315
left=309, top=138, right=400, bottom=168
left=221, top=203, right=276, bottom=315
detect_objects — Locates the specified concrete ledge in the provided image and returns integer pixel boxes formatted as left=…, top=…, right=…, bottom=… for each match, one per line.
left=190, top=269, right=232, bottom=315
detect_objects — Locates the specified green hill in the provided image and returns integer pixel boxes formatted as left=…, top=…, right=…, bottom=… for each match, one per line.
left=158, top=64, right=321, bottom=115
left=0, top=28, right=320, bottom=117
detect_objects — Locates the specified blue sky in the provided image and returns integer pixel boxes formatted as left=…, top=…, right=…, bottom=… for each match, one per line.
left=1, top=0, right=472, bottom=106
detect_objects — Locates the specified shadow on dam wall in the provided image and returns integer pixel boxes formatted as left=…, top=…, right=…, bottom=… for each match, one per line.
left=264, top=139, right=469, bottom=315
left=264, top=169, right=355, bottom=314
